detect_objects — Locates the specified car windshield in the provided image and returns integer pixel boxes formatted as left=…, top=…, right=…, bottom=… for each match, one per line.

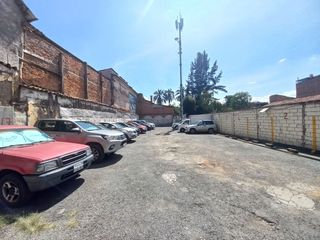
left=75, top=121, right=101, bottom=131
left=116, top=122, right=128, bottom=128
left=0, top=129, right=53, bottom=148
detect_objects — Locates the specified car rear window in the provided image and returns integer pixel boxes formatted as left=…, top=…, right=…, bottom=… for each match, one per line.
left=204, top=121, right=214, bottom=125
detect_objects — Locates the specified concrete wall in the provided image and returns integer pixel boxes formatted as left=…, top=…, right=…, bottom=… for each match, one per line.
left=16, top=86, right=138, bottom=126
left=213, top=102, right=320, bottom=151
left=0, top=0, right=24, bottom=68
left=0, top=106, right=14, bottom=124
left=141, top=115, right=173, bottom=127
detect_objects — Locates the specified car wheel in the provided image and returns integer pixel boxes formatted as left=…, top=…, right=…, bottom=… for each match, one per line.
left=180, top=128, right=185, bottom=133
left=89, top=143, right=104, bottom=162
left=208, top=128, right=214, bottom=134
left=190, top=128, right=196, bottom=134
left=0, top=173, right=32, bottom=207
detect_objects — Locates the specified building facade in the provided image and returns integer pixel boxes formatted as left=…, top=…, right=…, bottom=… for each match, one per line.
left=0, top=0, right=174, bottom=126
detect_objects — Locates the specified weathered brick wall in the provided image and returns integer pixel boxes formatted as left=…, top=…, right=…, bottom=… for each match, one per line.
left=112, top=76, right=130, bottom=111
left=22, top=25, right=113, bottom=106
left=213, top=102, right=320, bottom=151
left=296, top=75, right=320, bottom=98
left=136, top=94, right=174, bottom=116
left=87, top=66, right=100, bottom=102
left=63, top=54, right=85, bottom=99
left=23, top=28, right=61, bottom=91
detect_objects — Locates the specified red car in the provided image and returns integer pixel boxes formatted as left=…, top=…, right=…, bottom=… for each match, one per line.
left=0, top=125, right=93, bottom=207
left=127, top=121, right=147, bottom=134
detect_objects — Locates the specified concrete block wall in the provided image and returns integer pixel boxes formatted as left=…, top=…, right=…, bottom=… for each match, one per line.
left=213, top=112, right=234, bottom=135
left=234, top=110, right=258, bottom=139
left=305, top=103, right=320, bottom=150
left=213, top=102, right=320, bottom=151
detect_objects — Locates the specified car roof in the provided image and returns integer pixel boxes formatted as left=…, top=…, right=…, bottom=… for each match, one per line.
left=0, top=125, right=34, bottom=130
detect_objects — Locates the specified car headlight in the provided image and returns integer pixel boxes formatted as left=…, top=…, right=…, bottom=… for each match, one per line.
left=86, top=148, right=92, bottom=156
left=102, top=135, right=117, bottom=141
left=36, top=159, right=58, bottom=173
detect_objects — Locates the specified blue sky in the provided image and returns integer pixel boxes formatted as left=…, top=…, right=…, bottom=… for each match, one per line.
left=25, top=0, right=320, bottom=102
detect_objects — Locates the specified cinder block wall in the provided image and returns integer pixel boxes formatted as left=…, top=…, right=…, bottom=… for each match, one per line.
left=213, top=102, right=320, bottom=151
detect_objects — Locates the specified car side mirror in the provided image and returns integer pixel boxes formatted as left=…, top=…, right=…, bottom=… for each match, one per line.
left=70, top=127, right=81, bottom=133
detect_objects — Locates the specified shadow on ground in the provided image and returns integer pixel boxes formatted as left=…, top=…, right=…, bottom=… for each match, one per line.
left=0, top=177, right=84, bottom=217
left=88, top=153, right=123, bottom=169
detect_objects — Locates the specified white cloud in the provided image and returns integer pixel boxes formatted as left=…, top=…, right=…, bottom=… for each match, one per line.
left=138, top=0, right=155, bottom=23
left=281, top=90, right=296, bottom=97
left=278, top=58, right=287, bottom=64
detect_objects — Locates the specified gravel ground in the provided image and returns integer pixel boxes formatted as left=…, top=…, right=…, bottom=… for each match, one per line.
left=1, top=127, right=320, bottom=239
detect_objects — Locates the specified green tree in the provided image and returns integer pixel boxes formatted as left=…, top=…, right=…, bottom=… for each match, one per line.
left=153, top=89, right=164, bottom=105
left=188, top=51, right=227, bottom=99
left=183, top=95, right=196, bottom=115
left=163, top=89, right=175, bottom=105
left=224, top=92, right=252, bottom=110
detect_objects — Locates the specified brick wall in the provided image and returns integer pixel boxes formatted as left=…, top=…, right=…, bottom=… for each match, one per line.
left=296, top=75, right=320, bottom=98
left=213, top=102, right=320, bottom=152
left=22, top=25, right=113, bottom=106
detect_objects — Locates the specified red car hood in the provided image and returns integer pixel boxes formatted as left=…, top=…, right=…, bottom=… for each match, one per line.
left=3, top=141, right=88, bottom=162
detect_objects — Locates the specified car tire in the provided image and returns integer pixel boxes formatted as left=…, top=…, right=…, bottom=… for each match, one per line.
left=180, top=128, right=185, bottom=133
left=0, top=173, right=32, bottom=208
left=89, top=143, right=104, bottom=162
left=208, top=128, right=214, bottom=134
left=190, top=128, right=196, bottom=134
left=124, top=133, right=130, bottom=142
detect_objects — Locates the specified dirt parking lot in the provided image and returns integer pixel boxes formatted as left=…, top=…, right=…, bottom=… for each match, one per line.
left=1, top=127, right=320, bottom=239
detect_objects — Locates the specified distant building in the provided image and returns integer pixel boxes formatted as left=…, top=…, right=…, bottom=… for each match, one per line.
left=296, top=74, right=320, bottom=98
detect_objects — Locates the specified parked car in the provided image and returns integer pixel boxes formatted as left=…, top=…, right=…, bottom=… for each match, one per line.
left=185, top=120, right=217, bottom=134
left=99, top=122, right=138, bottom=141
left=177, top=119, right=190, bottom=132
left=35, top=119, right=127, bottom=162
left=0, top=125, right=93, bottom=207
left=172, top=119, right=190, bottom=131
left=134, top=120, right=155, bottom=130
left=127, top=121, right=147, bottom=134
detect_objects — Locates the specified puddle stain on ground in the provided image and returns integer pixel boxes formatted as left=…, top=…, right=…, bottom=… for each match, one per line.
left=266, top=185, right=315, bottom=210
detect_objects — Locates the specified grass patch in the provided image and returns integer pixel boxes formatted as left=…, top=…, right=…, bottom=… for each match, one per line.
left=15, top=213, right=54, bottom=234
left=0, top=215, right=16, bottom=228
left=66, top=218, right=79, bottom=228
left=66, top=210, right=79, bottom=228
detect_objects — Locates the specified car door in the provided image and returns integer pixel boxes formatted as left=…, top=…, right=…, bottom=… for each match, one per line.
left=55, top=120, right=84, bottom=144
left=37, top=120, right=59, bottom=139
left=197, top=121, right=205, bottom=132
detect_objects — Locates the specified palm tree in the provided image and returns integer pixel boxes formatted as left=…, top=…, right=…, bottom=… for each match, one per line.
left=175, top=86, right=185, bottom=103
left=153, top=89, right=164, bottom=105
left=163, top=89, right=175, bottom=105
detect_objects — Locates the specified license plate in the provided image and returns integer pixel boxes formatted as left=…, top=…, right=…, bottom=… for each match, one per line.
left=73, top=162, right=84, bottom=172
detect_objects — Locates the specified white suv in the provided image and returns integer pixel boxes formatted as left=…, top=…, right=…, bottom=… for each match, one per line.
left=185, top=120, right=217, bottom=134
left=36, top=119, right=127, bottom=162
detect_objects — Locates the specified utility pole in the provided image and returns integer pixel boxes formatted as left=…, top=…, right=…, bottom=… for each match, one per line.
left=175, top=15, right=184, bottom=120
